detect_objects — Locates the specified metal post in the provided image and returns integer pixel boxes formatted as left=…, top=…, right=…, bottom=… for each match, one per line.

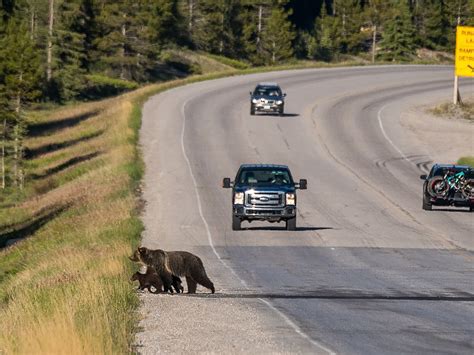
left=453, top=75, right=459, bottom=105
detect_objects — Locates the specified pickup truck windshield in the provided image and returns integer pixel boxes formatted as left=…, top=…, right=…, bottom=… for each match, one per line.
left=237, top=168, right=293, bottom=186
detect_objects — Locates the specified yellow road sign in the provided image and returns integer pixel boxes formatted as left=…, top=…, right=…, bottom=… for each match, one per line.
left=455, top=26, right=474, bottom=77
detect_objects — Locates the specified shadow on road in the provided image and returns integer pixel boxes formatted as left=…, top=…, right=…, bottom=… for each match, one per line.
left=253, top=113, right=299, bottom=118
left=242, top=226, right=333, bottom=231
left=431, top=208, right=472, bottom=213
left=178, top=291, right=474, bottom=302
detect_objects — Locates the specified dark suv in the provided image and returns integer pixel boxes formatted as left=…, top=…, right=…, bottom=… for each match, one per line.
left=222, top=164, right=307, bottom=230
left=250, top=82, right=286, bottom=115
left=420, top=164, right=474, bottom=211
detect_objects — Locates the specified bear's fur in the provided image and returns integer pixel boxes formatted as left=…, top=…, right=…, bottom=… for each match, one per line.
left=130, top=247, right=215, bottom=294
left=131, top=266, right=184, bottom=294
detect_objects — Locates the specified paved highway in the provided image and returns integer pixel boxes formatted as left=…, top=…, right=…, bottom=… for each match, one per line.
left=138, top=66, right=473, bottom=354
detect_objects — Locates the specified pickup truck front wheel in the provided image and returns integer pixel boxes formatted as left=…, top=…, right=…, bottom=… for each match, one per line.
left=232, top=215, right=241, bottom=230
left=286, top=217, right=296, bottom=231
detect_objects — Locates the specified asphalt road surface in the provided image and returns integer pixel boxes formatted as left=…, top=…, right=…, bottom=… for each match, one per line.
left=138, top=66, right=473, bottom=354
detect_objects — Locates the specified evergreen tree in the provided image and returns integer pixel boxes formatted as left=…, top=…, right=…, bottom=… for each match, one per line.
left=445, top=0, right=474, bottom=50
left=94, top=0, right=155, bottom=81
left=379, top=0, right=417, bottom=61
left=150, top=0, right=186, bottom=48
left=333, top=0, right=364, bottom=53
left=191, top=0, right=242, bottom=57
left=310, top=2, right=342, bottom=61
left=362, top=0, right=391, bottom=63
left=0, top=0, right=17, bottom=29
left=414, top=0, right=448, bottom=50
left=260, top=6, right=295, bottom=64
left=240, top=0, right=274, bottom=64
left=0, top=21, right=41, bottom=188
left=52, top=0, right=89, bottom=101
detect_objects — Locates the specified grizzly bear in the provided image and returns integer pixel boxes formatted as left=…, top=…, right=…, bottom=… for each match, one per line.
left=130, top=247, right=215, bottom=293
left=131, top=266, right=184, bottom=294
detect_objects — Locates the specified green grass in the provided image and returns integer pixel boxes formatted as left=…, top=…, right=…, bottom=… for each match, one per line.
left=458, top=156, right=474, bottom=167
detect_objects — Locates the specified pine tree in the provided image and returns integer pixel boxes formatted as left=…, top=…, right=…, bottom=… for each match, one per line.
left=379, top=1, right=417, bottom=61
left=362, top=0, right=391, bottom=63
left=191, top=0, right=242, bottom=57
left=260, top=6, right=295, bottom=64
left=0, top=21, right=41, bottom=189
left=414, top=0, right=448, bottom=50
left=240, top=0, right=274, bottom=64
left=310, top=2, right=340, bottom=61
left=52, top=0, right=89, bottom=101
left=445, top=0, right=474, bottom=50
left=333, top=0, right=364, bottom=54
left=150, top=0, right=186, bottom=48
left=94, top=0, right=155, bottom=81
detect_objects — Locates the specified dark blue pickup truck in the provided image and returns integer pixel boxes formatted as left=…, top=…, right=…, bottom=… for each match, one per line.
left=223, top=164, right=307, bottom=230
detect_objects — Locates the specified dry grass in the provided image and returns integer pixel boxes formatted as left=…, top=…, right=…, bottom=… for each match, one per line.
left=429, top=96, right=474, bottom=121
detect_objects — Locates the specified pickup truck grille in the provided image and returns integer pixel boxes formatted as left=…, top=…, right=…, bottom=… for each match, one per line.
left=245, top=191, right=284, bottom=207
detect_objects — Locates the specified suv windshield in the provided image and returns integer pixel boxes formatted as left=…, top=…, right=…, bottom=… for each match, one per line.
left=237, top=168, right=293, bottom=186
left=254, top=87, right=281, bottom=97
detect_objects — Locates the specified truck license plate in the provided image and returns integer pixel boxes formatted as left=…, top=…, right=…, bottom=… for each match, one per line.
left=264, top=105, right=270, bottom=110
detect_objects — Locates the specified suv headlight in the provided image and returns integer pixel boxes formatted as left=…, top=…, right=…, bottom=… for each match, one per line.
left=234, top=192, right=244, bottom=204
left=286, top=193, right=295, bottom=205
left=277, top=100, right=283, bottom=105
left=252, top=99, right=258, bottom=104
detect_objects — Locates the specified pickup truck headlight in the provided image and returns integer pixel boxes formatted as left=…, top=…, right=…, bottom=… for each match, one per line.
left=234, top=192, right=244, bottom=204
left=286, top=193, right=295, bottom=205
left=276, top=100, right=283, bottom=105
left=252, top=99, right=258, bottom=104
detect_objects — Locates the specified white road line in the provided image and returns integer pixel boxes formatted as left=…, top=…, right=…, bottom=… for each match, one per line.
left=180, top=99, right=334, bottom=355
left=377, top=104, right=429, bottom=173
left=377, top=104, right=410, bottom=163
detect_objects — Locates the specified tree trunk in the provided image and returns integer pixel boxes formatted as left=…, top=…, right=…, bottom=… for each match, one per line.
left=47, top=0, right=54, bottom=82
left=1, top=118, right=6, bottom=189
left=14, top=72, right=23, bottom=189
left=372, top=25, right=377, bottom=63
left=219, top=11, right=224, bottom=53
left=120, top=18, right=127, bottom=80
left=30, top=7, right=36, bottom=40
left=272, top=40, right=276, bottom=64
left=188, top=0, right=194, bottom=32
left=257, top=5, right=262, bottom=46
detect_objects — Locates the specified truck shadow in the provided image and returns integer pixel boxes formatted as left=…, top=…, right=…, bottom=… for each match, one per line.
left=255, top=113, right=299, bottom=118
left=242, top=226, right=333, bottom=231
left=431, top=208, right=472, bottom=213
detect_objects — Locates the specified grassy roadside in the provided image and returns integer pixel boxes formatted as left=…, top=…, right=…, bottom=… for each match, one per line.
left=458, top=157, right=474, bottom=167
left=0, top=66, right=247, bottom=353
left=0, top=59, right=455, bottom=353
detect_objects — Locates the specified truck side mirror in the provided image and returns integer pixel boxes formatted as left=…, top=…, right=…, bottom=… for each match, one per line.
left=419, top=174, right=427, bottom=180
left=283, top=93, right=287, bottom=97
left=249, top=91, right=253, bottom=96
left=298, top=179, right=307, bottom=189
left=222, top=178, right=231, bottom=188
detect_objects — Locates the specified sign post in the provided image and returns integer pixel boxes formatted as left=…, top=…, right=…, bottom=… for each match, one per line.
left=454, top=26, right=474, bottom=105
